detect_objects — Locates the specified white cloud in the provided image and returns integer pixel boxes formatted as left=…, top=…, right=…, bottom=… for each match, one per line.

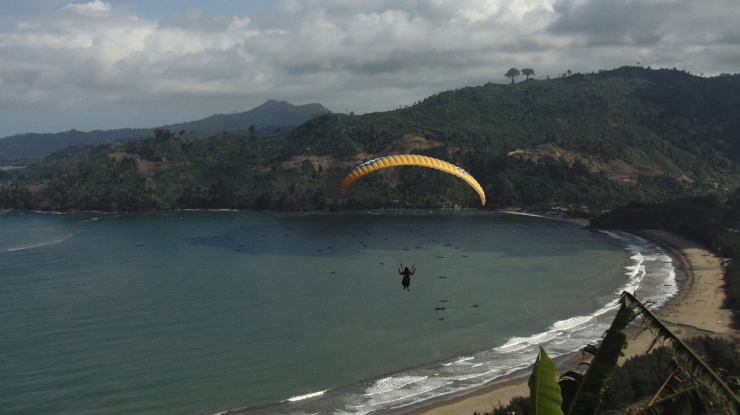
left=62, top=0, right=112, bottom=16
left=0, top=0, right=738, bottom=136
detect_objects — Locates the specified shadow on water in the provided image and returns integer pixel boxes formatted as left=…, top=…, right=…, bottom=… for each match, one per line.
left=186, top=211, right=612, bottom=258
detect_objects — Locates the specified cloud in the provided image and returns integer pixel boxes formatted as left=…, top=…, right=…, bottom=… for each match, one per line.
left=62, top=0, right=112, bottom=16
left=0, top=0, right=739, bottom=136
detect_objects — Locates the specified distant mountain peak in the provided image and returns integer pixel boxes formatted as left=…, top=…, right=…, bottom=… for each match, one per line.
left=160, top=100, right=327, bottom=135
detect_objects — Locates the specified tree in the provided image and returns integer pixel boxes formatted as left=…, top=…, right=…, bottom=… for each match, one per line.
left=154, top=128, right=173, bottom=142
left=521, top=68, right=535, bottom=80
left=505, top=68, right=521, bottom=84
left=248, top=124, right=256, bottom=138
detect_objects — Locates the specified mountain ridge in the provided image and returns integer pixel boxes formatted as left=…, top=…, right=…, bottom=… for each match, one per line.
left=0, top=100, right=327, bottom=165
left=2, top=66, right=740, bottom=212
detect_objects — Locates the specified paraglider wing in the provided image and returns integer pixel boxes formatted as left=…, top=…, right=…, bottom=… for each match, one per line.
left=340, top=155, right=486, bottom=205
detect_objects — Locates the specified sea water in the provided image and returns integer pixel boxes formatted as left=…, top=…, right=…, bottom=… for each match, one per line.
left=0, top=210, right=676, bottom=415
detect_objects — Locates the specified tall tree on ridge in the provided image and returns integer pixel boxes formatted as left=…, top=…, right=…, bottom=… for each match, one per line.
left=505, top=68, right=521, bottom=84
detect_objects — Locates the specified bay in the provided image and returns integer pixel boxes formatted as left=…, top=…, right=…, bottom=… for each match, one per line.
left=0, top=210, right=675, bottom=415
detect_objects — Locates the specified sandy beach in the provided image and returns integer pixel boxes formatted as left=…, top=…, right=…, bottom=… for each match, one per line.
left=404, top=230, right=737, bottom=415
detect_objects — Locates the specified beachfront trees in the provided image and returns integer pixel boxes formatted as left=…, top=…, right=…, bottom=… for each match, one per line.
left=527, top=291, right=740, bottom=414
left=505, top=68, right=520, bottom=84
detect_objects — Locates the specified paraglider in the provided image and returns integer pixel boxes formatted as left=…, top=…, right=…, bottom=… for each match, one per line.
left=398, top=264, right=416, bottom=291
left=340, top=155, right=486, bottom=205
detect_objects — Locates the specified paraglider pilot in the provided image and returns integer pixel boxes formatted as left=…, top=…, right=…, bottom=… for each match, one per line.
left=399, top=264, right=416, bottom=291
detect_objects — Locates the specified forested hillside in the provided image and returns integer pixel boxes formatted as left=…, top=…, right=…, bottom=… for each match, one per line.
left=2, top=66, right=739, bottom=212
left=0, top=129, right=150, bottom=166
left=0, top=100, right=326, bottom=165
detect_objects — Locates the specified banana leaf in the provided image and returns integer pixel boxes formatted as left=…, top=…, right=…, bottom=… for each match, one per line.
left=621, top=291, right=740, bottom=414
left=561, top=296, right=635, bottom=415
left=633, top=388, right=703, bottom=415
left=529, top=347, right=564, bottom=415
left=558, top=371, right=583, bottom=412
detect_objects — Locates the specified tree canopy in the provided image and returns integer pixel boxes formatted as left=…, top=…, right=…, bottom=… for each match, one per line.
left=505, top=68, right=521, bottom=84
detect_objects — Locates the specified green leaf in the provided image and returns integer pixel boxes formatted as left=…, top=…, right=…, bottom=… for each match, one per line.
left=558, top=371, right=584, bottom=412
left=564, top=296, right=636, bottom=415
left=622, top=292, right=740, bottom=414
left=633, top=388, right=701, bottom=415
left=529, top=347, right=565, bottom=415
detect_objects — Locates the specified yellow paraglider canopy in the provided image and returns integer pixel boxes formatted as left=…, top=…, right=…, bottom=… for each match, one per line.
left=340, top=155, right=486, bottom=205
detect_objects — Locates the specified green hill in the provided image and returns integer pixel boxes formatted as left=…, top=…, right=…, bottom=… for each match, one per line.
left=2, top=66, right=739, bottom=212
left=0, top=100, right=327, bottom=165
left=0, top=128, right=150, bottom=166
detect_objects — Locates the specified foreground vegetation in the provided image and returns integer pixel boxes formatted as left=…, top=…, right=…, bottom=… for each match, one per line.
left=482, top=336, right=740, bottom=414
left=486, top=292, right=740, bottom=415
left=2, top=66, right=740, bottom=212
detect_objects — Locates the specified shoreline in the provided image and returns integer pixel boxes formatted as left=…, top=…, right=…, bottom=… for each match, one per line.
left=400, top=229, right=737, bottom=415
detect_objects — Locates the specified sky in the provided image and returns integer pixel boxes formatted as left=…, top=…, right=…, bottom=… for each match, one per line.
left=1, top=0, right=738, bottom=138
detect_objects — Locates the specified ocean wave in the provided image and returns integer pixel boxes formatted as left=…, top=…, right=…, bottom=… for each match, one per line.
left=550, top=315, right=593, bottom=332
left=495, top=337, right=529, bottom=351
left=372, top=382, right=453, bottom=406
left=5, top=235, right=72, bottom=252
left=284, top=390, right=329, bottom=402
left=363, top=377, right=427, bottom=396
left=442, top=357, right=474, bottom=366
left=455, top=368, right=499, bottom=381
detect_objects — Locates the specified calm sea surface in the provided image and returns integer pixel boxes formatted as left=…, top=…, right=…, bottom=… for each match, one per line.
left=0, top=210, right=676, bottom=415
